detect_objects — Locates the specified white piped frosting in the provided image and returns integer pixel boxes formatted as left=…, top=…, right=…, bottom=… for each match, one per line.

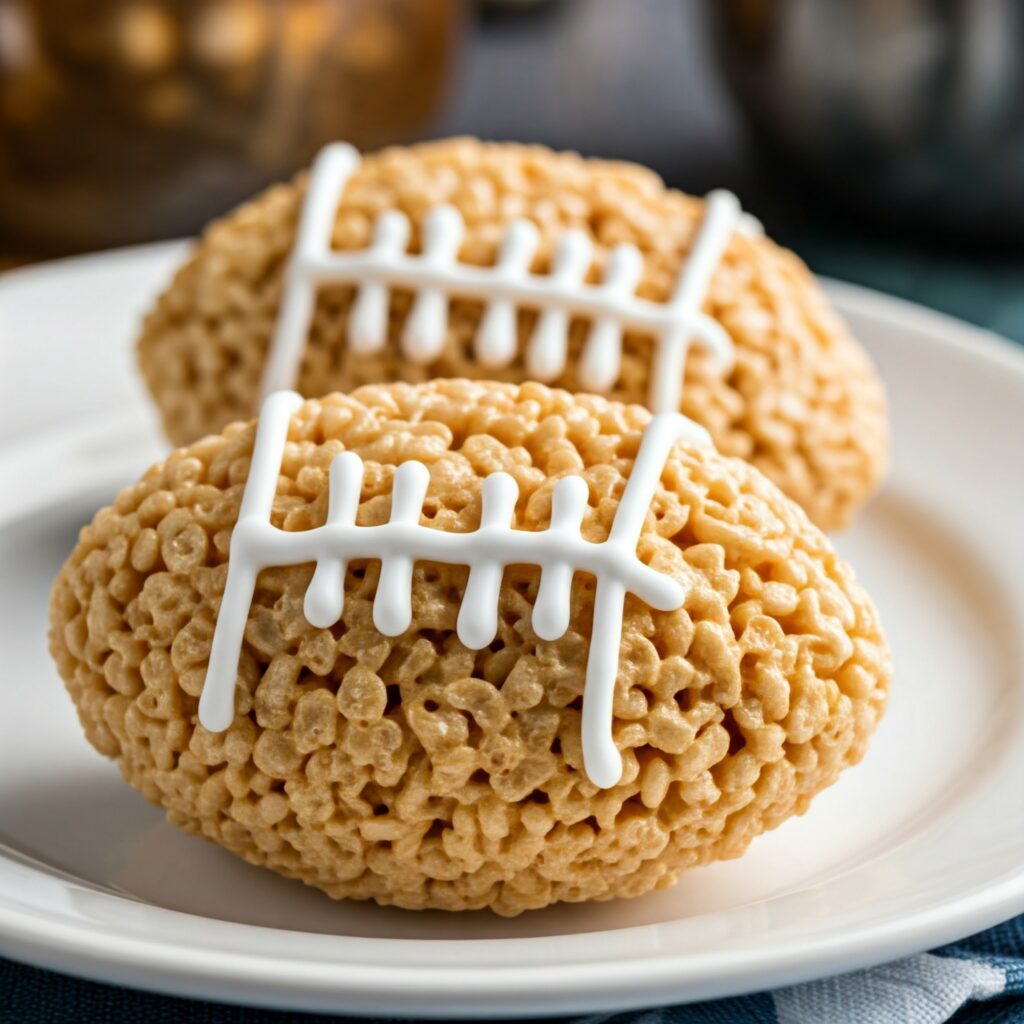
left=259, top=142, right=760, bottom=414
left=198, top=389, right=711, bottom=789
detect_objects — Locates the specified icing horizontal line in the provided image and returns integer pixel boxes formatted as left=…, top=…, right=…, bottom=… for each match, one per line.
left=294, top=245, right=734, bottom=365
left=227, top=516, right=685, bottom=613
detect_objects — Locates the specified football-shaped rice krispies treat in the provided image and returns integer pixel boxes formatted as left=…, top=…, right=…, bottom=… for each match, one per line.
left=49, top=380, right=889, bottom=915
left=137, top=137, right=888, bottom=531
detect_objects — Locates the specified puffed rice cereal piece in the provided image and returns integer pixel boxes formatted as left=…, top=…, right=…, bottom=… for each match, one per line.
left=50, top=380, right=889, bottom=915
left=137, top=137, right=888, bottom=531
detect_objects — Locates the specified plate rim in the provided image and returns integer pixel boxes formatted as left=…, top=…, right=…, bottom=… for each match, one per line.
left=2, top=246, right=1024, bottom=1014
left=2, top=862, right=1023, bottom=1017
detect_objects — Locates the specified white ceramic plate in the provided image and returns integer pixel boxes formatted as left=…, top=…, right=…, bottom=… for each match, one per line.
left=0, top=245, right=1022, bottom=1017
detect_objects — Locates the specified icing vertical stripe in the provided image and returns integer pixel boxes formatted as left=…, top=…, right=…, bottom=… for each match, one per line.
left=200, top=389, right=304, bottom=731
left=261, top=145, right=361, bottom=395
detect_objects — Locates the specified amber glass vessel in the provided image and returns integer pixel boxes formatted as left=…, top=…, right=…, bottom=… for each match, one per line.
left=0, top=0, right=464, bottom=254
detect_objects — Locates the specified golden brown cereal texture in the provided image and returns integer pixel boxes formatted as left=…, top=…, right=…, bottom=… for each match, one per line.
left=50, top=380, right=889, bottom=915
left=137, top=137, right=888, bottom=531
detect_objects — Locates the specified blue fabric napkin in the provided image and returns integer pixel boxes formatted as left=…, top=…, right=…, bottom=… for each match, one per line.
left=3, top=242, right=1023, bottom=1023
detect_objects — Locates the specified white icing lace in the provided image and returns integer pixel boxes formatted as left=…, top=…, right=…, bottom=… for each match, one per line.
left=260, top=143, right=760, bottom=414
left=198, top=390, right=710, bottom=788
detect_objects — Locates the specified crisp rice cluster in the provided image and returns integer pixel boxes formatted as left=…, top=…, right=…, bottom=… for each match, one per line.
left=137, top=137, right=888, bottom=531
left=49, top=380, right=890, bottom=915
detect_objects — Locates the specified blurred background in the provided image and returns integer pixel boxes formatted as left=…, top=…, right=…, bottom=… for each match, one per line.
left=1, top=0, right=1022, bottom=335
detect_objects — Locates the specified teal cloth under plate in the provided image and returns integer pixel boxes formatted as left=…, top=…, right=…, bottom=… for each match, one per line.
left=801, top=238, right=1024, bottom=347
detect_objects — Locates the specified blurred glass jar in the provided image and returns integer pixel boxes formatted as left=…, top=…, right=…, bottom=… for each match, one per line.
left=0, top=0, right=465, bottom=254
left=710, top=0, right=1024, bottom=240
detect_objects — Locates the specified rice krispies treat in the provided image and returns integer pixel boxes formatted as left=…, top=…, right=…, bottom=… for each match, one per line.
left=49, top=380, right=890, bottom=915
left=137, top=137, right=888, bottom=532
